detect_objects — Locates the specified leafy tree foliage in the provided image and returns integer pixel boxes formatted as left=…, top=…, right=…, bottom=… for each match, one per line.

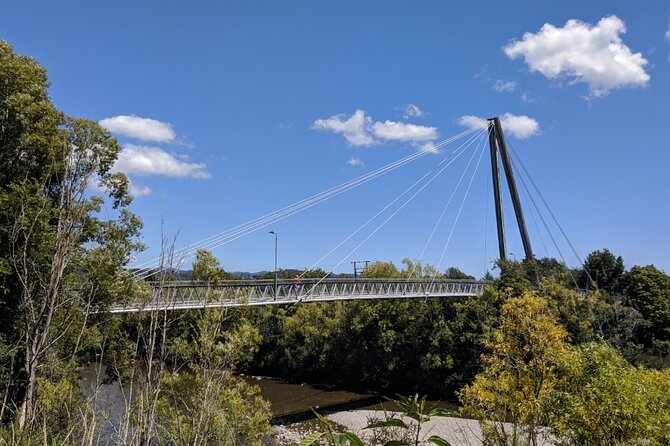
left=191, top=248, right=234, bottom=282
left=444, top=267, right=474, bottom=280
left=622, top=265, right=670, bottom=358
left=158, top=308, right=269, bottom=445
left=460, top=294, right=569, bottom=446
left=549, top=342, right=670, bottom=445
left=0, top=40, right=142, bottom=435
left=581, top=249, right=625, bottom=292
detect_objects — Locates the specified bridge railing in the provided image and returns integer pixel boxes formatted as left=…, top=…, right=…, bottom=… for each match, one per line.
left=106, top=279, right=489, bottom=313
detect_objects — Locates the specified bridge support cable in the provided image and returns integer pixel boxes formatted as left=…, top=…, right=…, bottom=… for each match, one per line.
left=506, top=141, right=589, bottom=285
left=299, top=127, right=488, bottom=280
left=508, top=155, right=579, bottom=288
left=132, top=147, right=432, bottom=278
left=517, top=171, right=549, bottom=258
left=131, top=127, right=481, bottom=279
left=407, top=130, right=489, bottom=279
left=300, top=130, right=488, bottom=301
left=184, top=130, right=481, bottom=273
left=430, top=139, right=488, bottom=286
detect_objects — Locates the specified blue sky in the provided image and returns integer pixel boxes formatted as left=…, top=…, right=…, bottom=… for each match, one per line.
left=2, top=1, right=669, bottom=277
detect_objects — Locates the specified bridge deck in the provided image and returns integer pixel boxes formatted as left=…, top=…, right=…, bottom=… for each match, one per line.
left=107, top=279, right=488, bottom=313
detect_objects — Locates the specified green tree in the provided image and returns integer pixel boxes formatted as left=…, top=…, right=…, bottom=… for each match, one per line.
left=192, top=248, right=233, bottom=282
left=460, top=293, right=570, bottom=446
left=622, top=265, right=670, bottom=356
left=581, top=249, right=625, bottom=292
left=0, top=40, right=142, bottom=436
left=158, top=310, right=270, bottom=445
left=360, top=261, right=402, bottom=279
left=549, top=342, right=670, bottom=445
left=444, top=267, right=474, bottom=280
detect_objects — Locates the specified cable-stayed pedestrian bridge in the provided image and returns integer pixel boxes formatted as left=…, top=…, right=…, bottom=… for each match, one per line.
left=107, top=278, right=487, bottom=313
left=118, top=117, right=586, bottom=314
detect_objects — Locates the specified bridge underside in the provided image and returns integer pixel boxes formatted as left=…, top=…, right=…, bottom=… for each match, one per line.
left=107, top=279, right=487, bottom=313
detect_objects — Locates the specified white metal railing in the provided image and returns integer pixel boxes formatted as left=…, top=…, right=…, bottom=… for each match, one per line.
left=105, top=279, right=487, bottom=313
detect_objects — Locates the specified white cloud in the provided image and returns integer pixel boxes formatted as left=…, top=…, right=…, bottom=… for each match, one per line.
left=99, top=115, right=176, bottom=143
left=500, top=114, right=540, bottom=139
left=88, top=176, right=153, bottom=198
left=312, top=109, right=438, bottom=147
left=372, top=120, right=437, bottom=142
left=418, top=142, right=440, bottom=154
left=312, top=110, right=375, bottom=146
left=129, top=182, right=152, bottom=197
left=457, top=113, right=540, bottom=140
left=493, top=80, right=517, bottom=93
left=456, top=115, right=488, bottom=131
left=347, top=157, right=363, bottom=166
left=398, top=104, right=425, bottom=118
left=503, top=15, right=650, bottom=96
left=113, top=144, right=211, bottom=179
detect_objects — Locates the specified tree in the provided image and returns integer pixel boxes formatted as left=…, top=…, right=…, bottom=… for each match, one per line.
left=622, top=265, right=670, bottom=354
left=549, top=342, right=670, bottom=445
left=581, top=249, right=625, bottom=292
left=192, top=248, right=232, bottom=282
left=459, top=293, right=569, bottom=446
left=157, top=310, right=270, bottom=445
left=0, top=41, right=62, bottom=188
left=540, top=278, right=640, bottom=345
left=360, top=261, right=402, bottom=279
left=444, top=267, right=474, bottom=280
left=0, top=40, right=141, bottom=434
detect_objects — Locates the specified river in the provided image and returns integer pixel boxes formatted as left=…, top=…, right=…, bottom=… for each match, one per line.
left=81, top=366, right=457, bottom=443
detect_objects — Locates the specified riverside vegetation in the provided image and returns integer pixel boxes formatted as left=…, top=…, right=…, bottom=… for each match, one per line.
left=1, top=40, right=670, bottom=445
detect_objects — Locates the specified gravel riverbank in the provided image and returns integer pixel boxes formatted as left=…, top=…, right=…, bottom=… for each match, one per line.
left=266, top=409, right=555, bottom=446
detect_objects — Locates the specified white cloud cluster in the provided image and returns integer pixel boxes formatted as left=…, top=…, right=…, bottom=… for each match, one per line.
left=372, top=120, right=437, bottom=142
left=503, top=15, right=649, bottom=96
left=493, top=80, right=517, bottom=93
left=398, top=104, right=425, bottom=118
left=97, top=114, right=212, bottom=197
left=312, top=110, right=375, bottom=146
left=312, top=109, right=438, bottom=147
left=347, top=157, right=363, bottom=166
left=113, top=144, right=211, bottom=179
left=457, top=113, right=540, bottom=140
left=129, top=182, right=153, bottom=197
left=99, top=115, right=176, bottom=142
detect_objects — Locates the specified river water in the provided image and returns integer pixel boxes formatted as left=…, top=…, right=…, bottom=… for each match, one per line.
left=240, top=374, right=378, bottom=421
left=81, top=365, right=456, bottom=442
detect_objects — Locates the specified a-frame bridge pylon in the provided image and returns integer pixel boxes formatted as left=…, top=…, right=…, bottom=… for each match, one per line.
left=487, top=117, right=533, bottom=262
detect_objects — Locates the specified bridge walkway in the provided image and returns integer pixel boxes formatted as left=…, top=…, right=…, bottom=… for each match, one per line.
left=107, top=278, right=488, bottom=313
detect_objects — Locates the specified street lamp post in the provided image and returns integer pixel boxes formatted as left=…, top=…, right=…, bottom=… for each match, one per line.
left=269, top=231, right=278, bottom=300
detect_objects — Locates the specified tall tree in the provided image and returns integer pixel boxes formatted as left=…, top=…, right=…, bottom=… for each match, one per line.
left=581, top=249, right=625, bottom=292
left=460, top=293, right=569, bottom=446
left=0, top=40, right=141, bottom=433
left=622, top=265, right=670, bottom=351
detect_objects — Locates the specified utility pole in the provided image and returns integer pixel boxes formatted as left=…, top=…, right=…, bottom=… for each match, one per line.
left=351, top=260, right=370, bottom=279
left=487, top=117, right=534, bottom=262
